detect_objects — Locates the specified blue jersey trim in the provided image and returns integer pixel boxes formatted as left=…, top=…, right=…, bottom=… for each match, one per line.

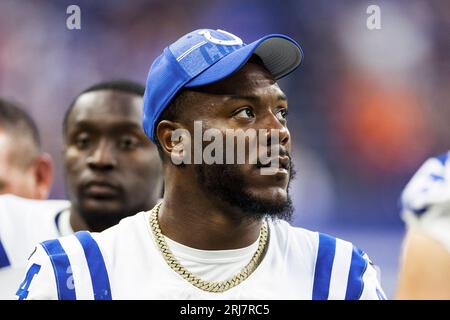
left=54, top=210, right=63, bottom=235
left=41, top=239, right=76, bottom=300
left=312, top=233, right=336, bottom=300
left=345, top=247, right=368, bottom=300
left=0, top=238, right=10, bottom=268
left=74, top=231, right=112, bottom=300
left=16, top=263, right=41, bottom=300
left=435, top=152, right=449, bottom=166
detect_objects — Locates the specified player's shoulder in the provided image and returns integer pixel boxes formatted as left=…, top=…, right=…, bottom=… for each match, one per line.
left=18, top=230, right=111, bottom=300
left=92, top=210, right=148, bottom=245
left=56, top=211, right=145, bottom=250
left=269, top=218, right=317, bottom=243
left=0, top=195, right=71, bottom=269
left=0, top=193, right=69, bottom=208
left=0, top=194, right=70, bottom=237
left=401, top=150, right=450, bottom=217
left=287, top=223, right=372, bottom=268
left=0, top=194, right=70, bottom=222
left=39, top=211, right=147, bottom=267
left=18, top=212, right=147, bottom=300
left=270, top=219, right=356, bottom=251
left=401, top=151, right=450, bottom=251
left=273, top=220, right=385, bottom=299
left=270, top=219, right=360, bottom=263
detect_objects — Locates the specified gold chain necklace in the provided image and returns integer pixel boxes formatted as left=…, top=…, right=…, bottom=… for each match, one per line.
left=149, top=202, right=269, bottom=293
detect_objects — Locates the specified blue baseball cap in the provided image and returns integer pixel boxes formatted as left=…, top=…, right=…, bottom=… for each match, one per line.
left=143, top=29, right=303, bottom=143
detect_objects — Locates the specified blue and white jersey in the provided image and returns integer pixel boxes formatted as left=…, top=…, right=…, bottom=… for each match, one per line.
left=17, top=210, right=386, bottom=300
left=0, top=194, right=71, bottom=299
left=401, top=151, right=450, bottom=251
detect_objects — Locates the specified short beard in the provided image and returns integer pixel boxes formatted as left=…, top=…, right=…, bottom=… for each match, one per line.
left=77, top=207, right=127, bottom=232
left=195, top=162, right=296, bottom=222
left=74, top=198, right=147, bottom=232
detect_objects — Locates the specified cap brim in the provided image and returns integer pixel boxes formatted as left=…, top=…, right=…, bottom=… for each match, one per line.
left=185, top=34, right=303, bottom=87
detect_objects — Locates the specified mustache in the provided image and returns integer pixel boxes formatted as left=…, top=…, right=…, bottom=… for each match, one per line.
left=279, top=148, right=290, bottom=158
left=255, top=147, right=291, bottom=170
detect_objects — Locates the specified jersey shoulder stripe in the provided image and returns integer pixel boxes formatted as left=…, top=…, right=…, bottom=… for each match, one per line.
left=327, top=237, right=353, bottom=299
left=40, top=238, right=76, bottom=300
left=0, top=237, right=10, bottom=268
left=436, top=151, right=449, bottom=166
left=74, top=231, right=111, bottom=300
left=311, top=232, right=378, bottom=300
left=312, top=233, right=336, bottom=300
left=345, top=246, right=367, bottom=300
left=37, top=231, right=112, bottom=300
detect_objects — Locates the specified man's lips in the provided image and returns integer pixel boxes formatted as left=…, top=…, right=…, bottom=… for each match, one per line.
left=256, top=155, right=291, bottom=171
left=81, top=181, right=121, bottom=198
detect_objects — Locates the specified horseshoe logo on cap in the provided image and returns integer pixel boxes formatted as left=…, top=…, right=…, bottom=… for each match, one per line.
left=198, top=29, right=243, bottom=46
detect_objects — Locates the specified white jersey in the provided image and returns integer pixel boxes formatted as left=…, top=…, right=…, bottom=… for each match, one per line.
left=0, top=194, right=71, bottom=299
left=17, top=210, right=386, bottom=300
left=401, top=151, right=450, bottom=251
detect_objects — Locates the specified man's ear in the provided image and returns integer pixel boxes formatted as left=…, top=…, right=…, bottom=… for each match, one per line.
left=32, top=152, right=53, bottom=199
left=156, top=120, right=191, bottom=164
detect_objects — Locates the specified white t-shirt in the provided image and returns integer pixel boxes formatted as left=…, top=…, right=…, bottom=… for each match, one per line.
left=401, top=151, right=450, bottom=252
left=0, top=194, right=71, bottom=299
left=17, top=210, right=386, bottom=300
left=165, top=234, right=260, bottom=282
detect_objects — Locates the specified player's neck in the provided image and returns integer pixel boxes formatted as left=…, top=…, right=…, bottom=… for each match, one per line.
left=69, top=207, right=90, bottom=233
left=158, top=180, right=263, bottom=251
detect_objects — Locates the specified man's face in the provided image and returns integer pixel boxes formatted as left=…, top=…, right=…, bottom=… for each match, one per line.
left=0, top=131, right=36, bottom=198
left=64, top=90, right=162, bottom=230
left=178, top=61, right=294, bottom=219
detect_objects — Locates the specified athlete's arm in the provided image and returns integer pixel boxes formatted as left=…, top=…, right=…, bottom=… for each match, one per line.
left=396, top=229, right=450, bottom=299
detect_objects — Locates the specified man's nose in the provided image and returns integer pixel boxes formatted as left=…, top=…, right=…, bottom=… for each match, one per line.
left=86, top=140, right=118, bottom=171
left=260, top=113, right=290, bottom=147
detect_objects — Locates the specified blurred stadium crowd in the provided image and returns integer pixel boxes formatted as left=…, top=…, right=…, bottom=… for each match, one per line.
left=0, top=0, right=449, bottom=297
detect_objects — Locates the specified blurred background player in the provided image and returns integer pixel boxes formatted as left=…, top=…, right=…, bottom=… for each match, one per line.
left=62, top=80, right=163, bottom=232
left=0, top=98, right=64, bottom=299
left=0, top=98, right=53, bottom=199
left=0, top=80, right=163, bottom=299
left=396, top=151, right=450, bottom=299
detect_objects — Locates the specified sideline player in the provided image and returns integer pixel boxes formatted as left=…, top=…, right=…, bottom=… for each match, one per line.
left=0, top=99, right=55, bottom=299
left=18, top=29, right=385, bottom=300
left=0, top=98, right=53, bottom=199
left=396, top=151, right=450, bottom=299
left=1, top=80, right=163, bottom=298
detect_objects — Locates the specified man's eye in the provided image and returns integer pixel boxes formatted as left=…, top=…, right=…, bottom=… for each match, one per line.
left=119, top=135, right=140, bottom=150
left=276, top=109, right=288, bottom=121
left=75, top=133, right=90, bottom=149
left=234, top=107, right=255, bottom=119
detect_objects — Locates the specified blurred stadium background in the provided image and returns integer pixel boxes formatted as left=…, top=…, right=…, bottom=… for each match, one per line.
left=0, top=0, right=449, bottom=298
